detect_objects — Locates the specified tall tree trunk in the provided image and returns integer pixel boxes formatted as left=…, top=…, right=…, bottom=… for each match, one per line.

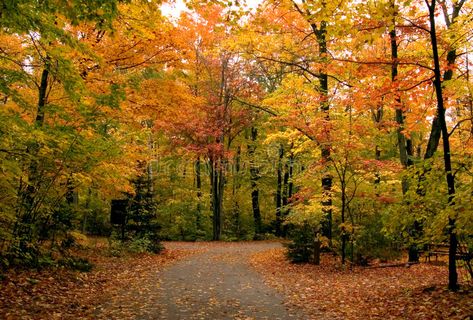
left=292, top=0, right=331, bottom=263
left=82, top=188, right=92, bottom=234
left=195, top=157, right=202, bottom=233
left=209, top=158, right=218, bottom=240
left=232, top=146, right=242, bottom=238
left=217, top=162, right=224, bottom=240
left=248, top=127, right=262, bottom=237
left=389, top=7, right=414, bottom=175
left=427, top=0, right=458, bottom=291
left=315, top=18, right=332, bottom=243
left=288, top=151, right=294, bottom=199
left=423, top=0, right=462, bottom=160
left=282, top=162, right=289, bottom=207
left=374, top=145, right=382, bottom=188
left=210, top=156, right=224, bottom=241
left=14, top=65, right=50, bottom=243
left=341, top=181, right=347, bottom=265
left=423, top=51, right=456, bottom=159
left=142, top=119, right=154, bottom=199
left=281, top=157, right=290, bottom=237
left=275, top=144, right=284, bottom=236
left=389, top=3, right=418, bottom=262
left=35, top=67, right=50, bottom=126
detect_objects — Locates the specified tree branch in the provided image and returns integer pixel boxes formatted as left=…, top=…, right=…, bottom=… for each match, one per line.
left=448, top=117, right=473, bottom=137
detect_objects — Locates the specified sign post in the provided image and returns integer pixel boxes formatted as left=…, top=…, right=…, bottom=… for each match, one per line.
left=111, top=199, right=128, bottom=240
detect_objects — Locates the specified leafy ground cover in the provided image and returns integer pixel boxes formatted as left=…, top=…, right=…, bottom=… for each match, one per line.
left=0, top=241, right=193, bottom=319
left=251, top=248, right=473, bottom=320
left=1, top=241, right=472, bottom=319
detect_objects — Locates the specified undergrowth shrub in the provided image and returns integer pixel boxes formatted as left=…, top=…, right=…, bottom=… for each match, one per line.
left=285, top=224, right=316, bottom=263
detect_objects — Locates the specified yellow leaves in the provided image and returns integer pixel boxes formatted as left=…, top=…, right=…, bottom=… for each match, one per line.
left=71, top=172, right=93, bottom=187
left=264, top=129, right=303, bottom=145
left=287, top=196, right=326, bottom=227
left=69, top=230, right=89, bottom=246
left=263, top=74, right=319, bottom=123
left=339, top=222, right=354, bottom=234
left=90, top=160, right=137, bottom=197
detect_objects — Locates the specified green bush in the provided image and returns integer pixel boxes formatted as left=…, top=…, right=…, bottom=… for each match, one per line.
left=58, top=257, right=93, bottom=272
left=285, top=224, right=316, bottom=263
left=108, top=233, right=163, bottom=255
left=350, top=212, right=401, bottom=264
left=128, top=236, right=163, bottom=254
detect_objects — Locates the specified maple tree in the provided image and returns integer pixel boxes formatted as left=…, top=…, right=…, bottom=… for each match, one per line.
left=0, top=0, right=472, bottom=301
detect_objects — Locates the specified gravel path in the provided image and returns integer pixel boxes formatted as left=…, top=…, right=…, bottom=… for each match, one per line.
left=95, top=241, right=305, bottom=320
left=156, top=242, right=304, bottom=320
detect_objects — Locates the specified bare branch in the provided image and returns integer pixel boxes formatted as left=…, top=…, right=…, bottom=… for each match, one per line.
left=233, top=96, right=278, bottom=116
left=448, top=117, right=473, bottom=137
left=333, top=57, right=434, bottom=71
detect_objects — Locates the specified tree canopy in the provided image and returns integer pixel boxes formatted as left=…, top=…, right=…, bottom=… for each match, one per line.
left=0, top=0, right=472, bottom=291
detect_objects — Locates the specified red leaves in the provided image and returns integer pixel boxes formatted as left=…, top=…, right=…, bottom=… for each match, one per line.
left=251, top=248, right=473, bottom=319
left=0, top=248, right=190, bottom=319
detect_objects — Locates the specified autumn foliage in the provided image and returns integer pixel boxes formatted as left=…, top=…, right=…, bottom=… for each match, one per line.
left=0, top=0, right=472, bottom=311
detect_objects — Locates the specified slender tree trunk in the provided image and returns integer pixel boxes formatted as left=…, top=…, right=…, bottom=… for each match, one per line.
left=248, top=127, right=262, bottom=237
left=210, top=160, right=220, bottom=241
left=281, top=158, right=290, bottom=237
left=372, top=102, right=383, bottom=190
left=210, top=157, right=222, bottom=241
left=374, top=145, right=381, bottom=186
left=195, top=157, right=202, bottom=233
left=427, top=0, right=458, bottom=291
left=316, top=19, right=332, bottom=243
left=35, top=67, right=49, bottom=126
left=389, top=5, right=419, bottom=262
left=390, top=13, right=414, bottom=176
left=217, top=162, right=224, bottom=240
left=275, top=144, right=284, bottom=236
left=65, top=177, right=78, bottom=209
left=82, top=188, right=91, bottom=234
left=14, top=65, right=50, bottom=244
left=423, top=0, right=461, bottom=160
left=282, top=162, right=289, bottom=207
left=424, top=49, right=457, bottom=160
left=341, top=182, right=347, bottom=265
left=232, top=146, right=242, bottom=238
left=288, top=151, right=294, bottom=199
left=293, top=0, right=331, bottom=262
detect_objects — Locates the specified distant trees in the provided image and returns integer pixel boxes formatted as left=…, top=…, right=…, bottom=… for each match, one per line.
left=0, top=0, right=471, bottom=291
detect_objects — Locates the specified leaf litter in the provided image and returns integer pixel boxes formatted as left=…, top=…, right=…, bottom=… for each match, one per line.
left=250, top=248, right=473, bottom=320
left=0, top=247, right=194, bottom=319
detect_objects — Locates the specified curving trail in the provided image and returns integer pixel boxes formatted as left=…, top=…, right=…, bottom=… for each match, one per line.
left=156, top=242, right=304, bottom=320
left=95, top=241, right=305, bottom=319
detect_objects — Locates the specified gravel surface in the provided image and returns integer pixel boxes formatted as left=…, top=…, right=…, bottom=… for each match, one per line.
left=96, top=241, right=306, bottom=319
left=156, top=241, right=305, bottom=320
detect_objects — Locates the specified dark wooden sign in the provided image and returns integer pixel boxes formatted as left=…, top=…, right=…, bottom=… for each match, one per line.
left=111, top=199, right=128, bottom=225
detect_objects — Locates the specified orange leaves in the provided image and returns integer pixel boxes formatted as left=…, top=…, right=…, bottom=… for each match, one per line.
left=0, top=245, right=191, bottom=319
left=251, top=248, right=473, bottom=320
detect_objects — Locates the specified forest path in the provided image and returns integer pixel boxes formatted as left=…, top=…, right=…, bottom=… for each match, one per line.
left=95, top=241, right=306, bottom=319
left=156, top=241, right=305, bottom=320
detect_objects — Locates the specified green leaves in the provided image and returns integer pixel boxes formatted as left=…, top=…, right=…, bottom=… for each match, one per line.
left=0, top=0, right=121, bottom=32
left=94, top=83, right=126, bottom=109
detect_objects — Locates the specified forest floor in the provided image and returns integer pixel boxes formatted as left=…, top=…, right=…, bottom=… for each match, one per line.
left=0, top=241, right=472, bottom=319
left=0, top=239, right=194, bottom=319
left=251, top=248, right=473, bottom=320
